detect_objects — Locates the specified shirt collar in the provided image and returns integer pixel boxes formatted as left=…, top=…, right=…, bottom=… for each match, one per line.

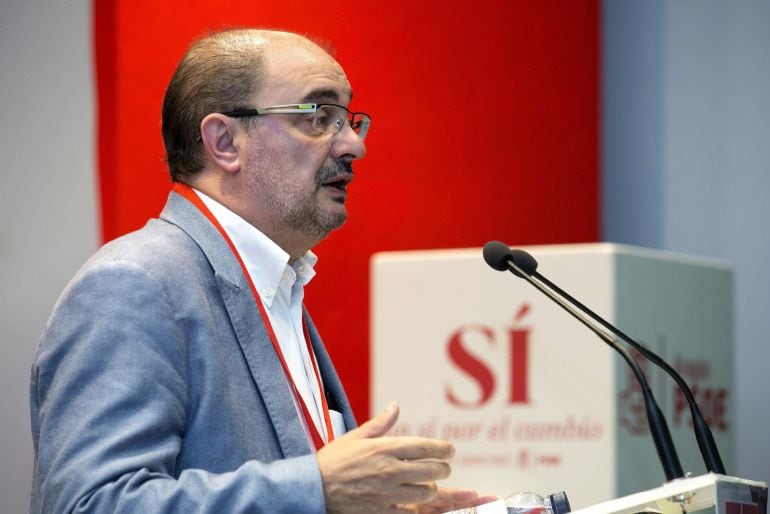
left=193, top=189, right=317, bottom=307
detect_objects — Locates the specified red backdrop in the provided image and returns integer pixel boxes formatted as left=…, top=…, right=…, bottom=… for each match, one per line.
left=94, top=0, right=599, bottom=421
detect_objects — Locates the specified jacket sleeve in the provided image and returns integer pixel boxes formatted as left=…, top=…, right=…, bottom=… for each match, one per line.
left=30, top=258, right=326, bottom=514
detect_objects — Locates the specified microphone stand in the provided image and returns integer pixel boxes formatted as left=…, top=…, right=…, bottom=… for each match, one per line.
left=502, top=257, right=686, bottom=482
left=529, top=267, right=725, bottom=475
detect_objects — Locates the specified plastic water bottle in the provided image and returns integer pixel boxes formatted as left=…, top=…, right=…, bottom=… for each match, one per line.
left=442, top=490, right=570, bottom=514
left=504, top=491, right=571, bottom=514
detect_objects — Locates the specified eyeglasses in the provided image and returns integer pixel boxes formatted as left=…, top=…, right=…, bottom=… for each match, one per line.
left=222, top=103, right=371, bottom=140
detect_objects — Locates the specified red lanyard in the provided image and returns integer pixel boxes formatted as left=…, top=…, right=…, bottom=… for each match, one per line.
left=173, top=183, right=335, bottom=450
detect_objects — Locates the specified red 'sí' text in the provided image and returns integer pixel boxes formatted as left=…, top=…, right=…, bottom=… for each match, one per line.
left=445, top=305, right=531, bottom=409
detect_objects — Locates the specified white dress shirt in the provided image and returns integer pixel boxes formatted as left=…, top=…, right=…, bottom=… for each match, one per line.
left=195, top=189, right=334, bottom=446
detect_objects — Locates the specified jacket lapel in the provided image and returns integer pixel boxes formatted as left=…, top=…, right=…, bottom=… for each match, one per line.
left=160, top=191, right=312, bottom=457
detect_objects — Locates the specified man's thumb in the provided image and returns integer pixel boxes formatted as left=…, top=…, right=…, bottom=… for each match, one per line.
left=347, top=401, right=399, bottom=439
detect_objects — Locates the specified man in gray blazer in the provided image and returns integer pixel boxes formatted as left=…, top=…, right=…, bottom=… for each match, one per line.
left=30, top=29, right=491, bottom=513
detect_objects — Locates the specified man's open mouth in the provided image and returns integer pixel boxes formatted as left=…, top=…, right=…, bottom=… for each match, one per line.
left=323, top=179, right=349, bottom=192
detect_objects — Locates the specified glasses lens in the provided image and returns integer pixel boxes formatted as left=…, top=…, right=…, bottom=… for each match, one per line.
left=312, top=105, right=346, bottom=136
left=350, top=113, right=371, bottom=140
left=310, top=105, right=370, bottom=140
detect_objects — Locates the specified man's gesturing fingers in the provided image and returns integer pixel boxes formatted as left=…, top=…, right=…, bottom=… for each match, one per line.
left=391, top=458, right=452, bottom=484
left=388, top=437, right=455, bottom=460
left=318, top=403, right=459, bottom=514
left=393, top=482, right=440, bottom=504
left=345, top=401, right=400, bottom=439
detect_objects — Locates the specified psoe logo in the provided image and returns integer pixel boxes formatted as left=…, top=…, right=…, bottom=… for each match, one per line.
left=444, top=304, right=531, bottom=409
left=617, top=343, right=730, bottom=436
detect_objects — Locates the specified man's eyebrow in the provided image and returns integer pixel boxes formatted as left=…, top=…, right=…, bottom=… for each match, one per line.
left=300, top=88, right=353, bottom=104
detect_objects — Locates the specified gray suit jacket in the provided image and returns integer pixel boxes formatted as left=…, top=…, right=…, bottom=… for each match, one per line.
left=30, top=191, right=357, bottom=513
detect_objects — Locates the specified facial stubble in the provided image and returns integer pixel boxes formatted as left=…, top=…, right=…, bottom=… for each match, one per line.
left=245, top=159, right=352, bottom=242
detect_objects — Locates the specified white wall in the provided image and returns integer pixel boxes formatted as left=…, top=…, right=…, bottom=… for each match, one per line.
left=0, top=0, right=97, bottom=511
left=604, top=0, right=770, bottom=486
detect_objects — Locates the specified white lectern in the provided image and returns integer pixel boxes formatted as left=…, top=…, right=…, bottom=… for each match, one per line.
left=444, top=474, right=767, bottom=514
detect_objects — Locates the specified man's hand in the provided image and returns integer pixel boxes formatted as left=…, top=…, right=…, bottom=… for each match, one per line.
left=414, top=488, right=498, bottom=514
left=317, top=402, right=455, bottom=513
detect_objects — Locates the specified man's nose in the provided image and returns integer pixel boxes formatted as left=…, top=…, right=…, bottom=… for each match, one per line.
left=331, top=124, right=367, bottom=161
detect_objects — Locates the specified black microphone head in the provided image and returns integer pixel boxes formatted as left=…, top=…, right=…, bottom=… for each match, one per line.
left=483, top=241, right=513, bottom=271
left=483, top=241, right=539, bottom=278
left=509, top=249, right=538, bottom=276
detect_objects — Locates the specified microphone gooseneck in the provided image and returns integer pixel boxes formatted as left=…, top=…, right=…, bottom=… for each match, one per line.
left=528, top=265, right=726, bottom=475
left=483, top=241, right=686, bottom=481
left=483, top=241, right=726, bottom=476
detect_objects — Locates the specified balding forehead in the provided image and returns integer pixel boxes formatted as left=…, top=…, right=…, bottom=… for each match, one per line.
left=262, top=36, right=346, bottom=77
left=262, top=51, right=351, bottom=101
left=263, top=35, right=337, bottom=64
left=252, top=30, right=331, bottom=55
left=214, top=29, right=352, bottom=105
left=202, top=29, right=330, bottom=59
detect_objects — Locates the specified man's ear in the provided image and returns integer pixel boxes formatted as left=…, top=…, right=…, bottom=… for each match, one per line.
left=200, top=114, right=243, bottom=174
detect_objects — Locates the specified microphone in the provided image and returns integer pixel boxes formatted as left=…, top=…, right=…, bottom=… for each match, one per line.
left=484, top=241, right=726, bottom=476
left=483, top=241, right=685, bottom=482
left=483, top=244, right=537, bottom=277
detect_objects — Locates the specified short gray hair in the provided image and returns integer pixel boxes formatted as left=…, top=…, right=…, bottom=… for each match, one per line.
left=161, top=29, right=267, bottom=182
